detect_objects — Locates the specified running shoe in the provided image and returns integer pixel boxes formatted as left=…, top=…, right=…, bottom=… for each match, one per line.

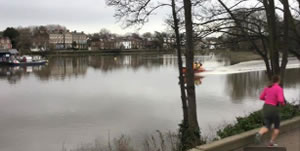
left=254, top=133, right=262, bottom=144
left=268, top=141, right=278, bottom=147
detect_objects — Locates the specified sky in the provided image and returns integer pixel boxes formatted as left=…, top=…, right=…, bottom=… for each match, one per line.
left=0, top=0, right=169, bottom=35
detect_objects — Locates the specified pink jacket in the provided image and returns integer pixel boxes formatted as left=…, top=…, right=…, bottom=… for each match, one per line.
left=260, top=83, right=285, bottom=106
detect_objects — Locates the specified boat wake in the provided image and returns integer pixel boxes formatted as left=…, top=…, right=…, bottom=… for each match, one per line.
left=199, top=58, right=300, bottom=75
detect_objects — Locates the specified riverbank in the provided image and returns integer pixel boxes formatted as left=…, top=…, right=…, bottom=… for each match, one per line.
left=29, top=49, right=173, bottom=56
left=190, top=116, right=300, bottom=151
left=188, top=103, right=300, bottom=151
left=29, top=49, right=263, bottom=64
left=189, top=103, right=300, bottom=151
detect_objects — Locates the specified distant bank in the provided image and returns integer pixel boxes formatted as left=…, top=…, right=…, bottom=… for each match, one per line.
left=27, top=49, right=264, bottom=65
left=28, top=49, right=173, bottom=56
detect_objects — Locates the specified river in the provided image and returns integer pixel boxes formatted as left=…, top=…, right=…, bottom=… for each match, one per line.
left=0, top=53, right=299, bottom=151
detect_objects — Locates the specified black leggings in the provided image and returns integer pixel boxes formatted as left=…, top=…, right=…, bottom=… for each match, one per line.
left=262, top=104, right=280, bottom=129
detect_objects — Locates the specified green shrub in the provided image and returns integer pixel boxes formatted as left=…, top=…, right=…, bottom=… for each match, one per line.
left=217, top=103, right=300, bottom=139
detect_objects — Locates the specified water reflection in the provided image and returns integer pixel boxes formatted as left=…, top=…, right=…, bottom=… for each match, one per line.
left=226, top=68, right=300, bottom=102
left=226, top=71, right=267, bottom=102
left=36, top=56, right=89, bottom=80
left=0, top=66, right=45, bottom=84
left=184, top=75, right=205, bottom=85
left=284, top=69, right=300, bottom=88
left=0, top=53, right=228, bottom=83
left=0, top=54, right=170, bottom=83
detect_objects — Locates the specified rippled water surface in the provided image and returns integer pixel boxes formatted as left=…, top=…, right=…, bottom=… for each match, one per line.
left=0, top=53, right=299, bottom=151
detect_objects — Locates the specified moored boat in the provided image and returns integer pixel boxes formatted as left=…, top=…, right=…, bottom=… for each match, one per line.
left=0, top=50, right=47, bottom=66
left=9, top=59, right=48, bottom=66
left=11, top=56, right=48, bottom=66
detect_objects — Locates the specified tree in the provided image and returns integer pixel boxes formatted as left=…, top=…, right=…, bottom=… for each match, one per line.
left=16, top=28, right=32, bottom=53
left=45, top=24, right=67, bottom=32
left=182, top=0, right=201, bottom=147
left=153, top=31, right=167, bottom=50
left=279, top=0, right=300, bottom=60
left=32, top=26, right=49, bottom=50
left=106, top=0, right=203, bottom=149
left=142, top=32, right=154, bottom=49
left=195, top=0, right=300, bottom=80
left=72, top=41, right=77, bottom=49
left=99, top=28, right=112, bottom=40
left=3, top=27, right=20, bottom=48
left=170, top=0, right=189, bottom=149
left=142, top=32, right=152, bottom=39
left=201, top=0, right=289, bottom=81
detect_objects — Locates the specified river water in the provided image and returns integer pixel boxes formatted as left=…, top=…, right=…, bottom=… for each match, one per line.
left=0, top=53, right=299, bottom=151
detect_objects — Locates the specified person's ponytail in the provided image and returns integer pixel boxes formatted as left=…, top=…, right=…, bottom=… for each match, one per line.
left=268, top=75, right=280, bottom=88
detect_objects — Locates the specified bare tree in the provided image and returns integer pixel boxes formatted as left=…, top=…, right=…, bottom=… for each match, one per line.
left=196, top=0, right=300, bottom=80
left=16, top=28, right=33, bottom=53
left=203, top=0, right=293, bottom=81
left=32, top=26, right=49, bottom=50
left=182, top=0, right=201, bottom=148
left=280, top=0, right=300, bottom=60
left=171, top=0, right=188, bottom=126
left=106, top=0, right=203, bottom=149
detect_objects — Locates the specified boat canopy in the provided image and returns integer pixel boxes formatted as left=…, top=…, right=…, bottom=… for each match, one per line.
left=0, top=49, right=19, bottom=55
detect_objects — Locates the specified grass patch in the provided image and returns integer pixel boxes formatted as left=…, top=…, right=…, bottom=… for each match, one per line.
left=217, top=103, right=300, bottom=139
left=65, top=131, right=181, bottom=151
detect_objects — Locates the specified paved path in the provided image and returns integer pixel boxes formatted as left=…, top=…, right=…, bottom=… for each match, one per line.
left=235, top=127, right=300, bottom=151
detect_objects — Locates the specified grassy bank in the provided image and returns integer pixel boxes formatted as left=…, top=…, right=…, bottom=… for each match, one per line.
left=216, top=103, right=300, bottom=139
left=63, top=131, right=181, bottom=151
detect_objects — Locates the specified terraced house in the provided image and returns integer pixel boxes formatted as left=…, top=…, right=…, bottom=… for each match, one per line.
left=49, top=30, right=87, bottom=50
left=72, top=31, right=87, bottom=49
left=0, top=37, right=12, bottom=50
left=90, top=36, right=144, bottom=50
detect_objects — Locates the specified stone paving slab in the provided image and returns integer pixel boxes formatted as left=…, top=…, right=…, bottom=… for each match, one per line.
left=236, top=127, right=300, bottom=151
left=189, top=117, right=300, bottom=151
left=244, top=147, right=286, bottom=151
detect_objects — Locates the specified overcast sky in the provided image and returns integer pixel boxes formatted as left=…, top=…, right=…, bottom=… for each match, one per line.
left=0, top=0, right=169, bottom=34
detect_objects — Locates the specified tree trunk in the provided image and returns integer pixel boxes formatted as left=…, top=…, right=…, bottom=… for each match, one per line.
left=298, top=0, right=300, bottom=11
left=183, top=0, right=201, bottom=147
left=279, top=0, right=290, bottom=86
left=171, top=0, right=188, bottom=125
left=263, top=0, right=280, bottom=76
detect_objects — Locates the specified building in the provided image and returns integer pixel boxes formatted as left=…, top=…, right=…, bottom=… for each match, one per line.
left=130, top=37, right=144, bottom=49
left=49, top=32, right=64, bottom=49
left=90, top=39, right=103, bottom=51
left=64, top=32, right=73, bottom=49
left=90, top=39, right=118, bottom=50
left=48, top=30, right=87, bottom=50
left=72, top=31, right=87, bottom=49
left=89, top=36, right=145, bottom=51
left=0, top=37, right=12, bottom=49
left=163, top=37, right=176, bottom=49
